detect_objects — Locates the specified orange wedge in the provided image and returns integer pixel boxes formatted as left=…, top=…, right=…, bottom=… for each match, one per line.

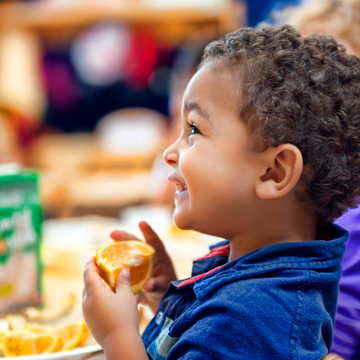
left=34, top=333, right=63, bottom=353
left=2, top=331, right=36, bottom=357
left=0, top=320, right=9, bottom=353
left=2, top=330, right=64, bottom=356
left=1, top=322, right=90, bottom=356
left=57, top=321, right=90, bottom=350
left=0, top=331, right=4, bottom=352
left=25, top=324, right=64, bottom=353
left=96, top=240, right=155, bottom=293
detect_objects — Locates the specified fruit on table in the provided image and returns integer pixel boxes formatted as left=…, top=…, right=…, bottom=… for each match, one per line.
left=0, top=320, right=9, bottom=353
left=0, top=331, right=5, bottom=353
left=25, top=322, right=89, bottom=350
left=1, top=321, right=90, bottom=356
left=2, top=331, right=35, bottom=357
left=2, top=331, right=62, bottom=356
left=96, top=240, right=155, bottom=293
left=34, top=333, right=63, bottom=353
left=57, top=321, right=90, bottom=350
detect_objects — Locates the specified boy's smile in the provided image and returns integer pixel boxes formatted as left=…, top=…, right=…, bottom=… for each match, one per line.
left=168, top=177, right=188, bottom=196
left=164, top=63, right=264, bottom=239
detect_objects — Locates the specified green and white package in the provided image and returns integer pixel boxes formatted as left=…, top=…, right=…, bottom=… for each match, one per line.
left=0, top=167, right=43, bottom=315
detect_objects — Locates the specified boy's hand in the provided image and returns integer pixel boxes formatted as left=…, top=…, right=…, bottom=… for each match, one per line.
left=110, top=221, right=177, bottom=314
left=322, top=354, right=344, bottom=360
left=82, top=257, right=139, bottom=347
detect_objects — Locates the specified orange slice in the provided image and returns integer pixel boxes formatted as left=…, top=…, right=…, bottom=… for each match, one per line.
left=0, top=331, right=4, bottom=352
left=25, top=324, right=64, bottom=353
left=2, top=330, right=64, bottom=356
left=2, top=331, right=36, bottom=357
left=34, top=333, right=63, bottom=353
left=0, top=320, right=9, bottom=352
left=57, top=321, right=90, bottom=350
left=96, top=240, right=155, bottom=293
left=2, top=322, right=89, bottom=356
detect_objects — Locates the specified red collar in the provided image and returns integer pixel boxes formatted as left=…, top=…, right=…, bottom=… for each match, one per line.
left=177, top=243, right=230, bottom=288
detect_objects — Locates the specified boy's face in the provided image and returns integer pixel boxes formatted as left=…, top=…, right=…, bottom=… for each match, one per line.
left=164, top=63, right=265, bottom=238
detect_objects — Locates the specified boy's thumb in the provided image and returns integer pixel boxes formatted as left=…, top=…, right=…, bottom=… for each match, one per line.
left=115, top=268, right=131, bottom=292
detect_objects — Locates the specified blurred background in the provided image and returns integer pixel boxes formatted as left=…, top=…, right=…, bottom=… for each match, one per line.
left=0, top=0, right=359, bottom=356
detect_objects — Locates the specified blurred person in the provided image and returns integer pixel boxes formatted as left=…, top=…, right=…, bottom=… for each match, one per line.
left=83, top=25, right=360, bottom=359
left=275, top=1, right=360, bottom=359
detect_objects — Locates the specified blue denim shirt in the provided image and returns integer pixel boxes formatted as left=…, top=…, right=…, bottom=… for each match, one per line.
left=142, top=224, right=348, bottom=359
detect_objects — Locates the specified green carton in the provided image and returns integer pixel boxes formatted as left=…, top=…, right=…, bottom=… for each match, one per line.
left=0, top=166, right=43, bottom=315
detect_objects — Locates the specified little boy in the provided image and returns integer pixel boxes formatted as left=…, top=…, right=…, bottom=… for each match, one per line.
left=82, top=25, right=360, bottom=359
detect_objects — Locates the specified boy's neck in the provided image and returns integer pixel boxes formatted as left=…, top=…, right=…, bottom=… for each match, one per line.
left=228, top=199, right=317, bottom=262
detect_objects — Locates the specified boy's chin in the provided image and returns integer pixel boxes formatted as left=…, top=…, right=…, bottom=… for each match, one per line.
left=172, top=212, right=192, bottom=231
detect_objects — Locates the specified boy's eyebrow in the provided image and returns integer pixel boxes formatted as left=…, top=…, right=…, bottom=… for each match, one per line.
left=184, top=102, right=212, bottom=124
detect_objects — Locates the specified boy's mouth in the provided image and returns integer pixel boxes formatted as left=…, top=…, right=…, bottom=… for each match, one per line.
left=168, top=175, right=188, bottom=195
left=175, top=183, right=188, bottom=194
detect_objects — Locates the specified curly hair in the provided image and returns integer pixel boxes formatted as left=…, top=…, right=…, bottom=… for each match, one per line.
left=201, top=25, right=360, bottom=226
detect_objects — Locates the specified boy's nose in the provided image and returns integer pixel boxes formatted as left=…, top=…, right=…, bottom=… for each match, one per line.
left=163, top=142, right=179, bottom=166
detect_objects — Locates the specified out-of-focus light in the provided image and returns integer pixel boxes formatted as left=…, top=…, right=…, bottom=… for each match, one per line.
left=70, top=22, right=130, bottom=86
left=96, top=109, right=166, bottom=156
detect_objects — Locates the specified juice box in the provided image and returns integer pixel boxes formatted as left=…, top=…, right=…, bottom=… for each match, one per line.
left=0, top=165, right=43, bottom=315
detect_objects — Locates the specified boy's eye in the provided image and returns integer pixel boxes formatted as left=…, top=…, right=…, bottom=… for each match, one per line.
left=186, top=122, right=201, bottom=135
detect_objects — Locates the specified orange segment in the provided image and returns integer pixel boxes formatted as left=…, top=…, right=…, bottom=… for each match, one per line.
left=34, top=333, right=63, bottom=353
left=2, top=331, right=36, bottom=357
left=57, top=321, right=90, bottom=350
left=2, top=331, right=64, bottom=356
left=96, top=240, right=155, bottom=293
left=1, top=322, right=89, bottom=356
left=0, top=331, right=4, bottom=352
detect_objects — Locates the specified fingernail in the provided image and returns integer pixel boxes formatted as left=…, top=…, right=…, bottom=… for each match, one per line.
left=121, top=268, right=130, bottom=279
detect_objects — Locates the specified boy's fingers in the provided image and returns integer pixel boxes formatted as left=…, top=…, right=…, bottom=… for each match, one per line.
left=134, top=293, right=141, bottom=304
left=139, top=221, right=166, bottom=253
left=110, top=223, right=167, bottom=257
left=143, top=277, right=169, bottom=293
left=143, top=280, right=155, bottom=292
left=115, top=268, right=132, bottom=293
left=110, top=230, right=139, bottom=241
left=83, top=257, right=106, bottom=292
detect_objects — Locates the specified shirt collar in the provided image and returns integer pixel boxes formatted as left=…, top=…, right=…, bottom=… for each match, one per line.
left=188, top=223, right=348, bottom=299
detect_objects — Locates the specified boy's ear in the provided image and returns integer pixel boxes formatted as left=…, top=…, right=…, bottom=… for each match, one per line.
left=255, top=144, right=303, bottom=200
